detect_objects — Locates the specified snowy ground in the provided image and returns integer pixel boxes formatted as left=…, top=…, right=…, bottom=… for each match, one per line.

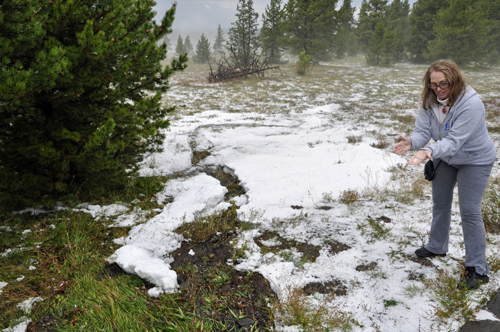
left=5, top=59, right=500, bottom=331
left=106, top=60, right=500, bottom=331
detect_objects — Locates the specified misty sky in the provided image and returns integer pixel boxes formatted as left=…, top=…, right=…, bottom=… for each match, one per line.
left=154, top=0, right=418, bottom=34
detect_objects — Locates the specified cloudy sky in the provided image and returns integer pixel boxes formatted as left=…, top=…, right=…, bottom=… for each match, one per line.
left=154, top=0, right=417, bottom=34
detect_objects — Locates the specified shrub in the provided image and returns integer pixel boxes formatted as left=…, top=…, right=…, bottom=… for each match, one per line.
left=0, top=0, right=187, bottom=208
left=296, top=50, right=311, bottom=75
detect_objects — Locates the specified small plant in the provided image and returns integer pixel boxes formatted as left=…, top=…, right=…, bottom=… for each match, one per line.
left=272, top=286, right=356, bottom=331
left=339, top=189, right=359, bottom=204
left=424, top=268, right=479, bottom=324
left=175, top=204, right=239, bottom=243
left=482, top=177, right=500, bottom=234
left=233, top=243, right=248, bottom=262
left=296, top=50, right=311, bottom=75
left=191, top=149, right=211, bottom=165
left=370, top=139, right=389, bottom=149
left=403, top=284, right=426, bottom=298
left=321, top=191, right=335, bottom=203
left=384, top=300, right=397, bottom=307
left=347, top=135, right=363, bottom=144
left=357, top=217, right=391, bottom=242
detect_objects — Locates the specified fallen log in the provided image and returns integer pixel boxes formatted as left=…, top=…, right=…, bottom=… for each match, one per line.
left=207, top=52, right=280, bottom=82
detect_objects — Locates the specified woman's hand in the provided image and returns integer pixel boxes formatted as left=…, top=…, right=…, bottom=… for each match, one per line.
left=408, top=149, right=432, bottom=165
left=393, top=135, right=412, bottom=155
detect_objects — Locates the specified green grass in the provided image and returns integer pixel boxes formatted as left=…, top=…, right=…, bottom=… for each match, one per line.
left=0, top=177, right=228, bottom=331
left=175, top=204, right=239, bottom=243
left=423, top=268, right=479, bottom=325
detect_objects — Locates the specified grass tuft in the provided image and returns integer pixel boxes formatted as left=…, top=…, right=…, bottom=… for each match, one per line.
left=423, top=268, right=479, bottom=325
left=339, top=189, right=359, bottom=204
left=272, top=286, right=356, bottom=331
left=175, top=204, right=239, bottom=244
left=482, top=176, right=500, bottom=234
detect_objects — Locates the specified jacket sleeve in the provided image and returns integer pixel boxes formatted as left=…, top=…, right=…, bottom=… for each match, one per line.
left=424, top=97, right=484, bottom=160
left=408, top=108, right=432, bottom=150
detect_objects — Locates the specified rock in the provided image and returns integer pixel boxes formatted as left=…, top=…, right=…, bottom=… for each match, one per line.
left=238, top=318, right=255, bottom=327
left=459, top=320, right=500, bottom=332
left=487, top=290, right=500, bottom=318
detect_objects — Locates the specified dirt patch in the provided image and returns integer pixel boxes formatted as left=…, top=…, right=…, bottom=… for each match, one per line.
left=254, top=230, right=350, bottom=264
left=325, top=240, right=351, bottom=255
left=170, top=233, right=276, bottom=331
left=405, top=254, right=437, bottom=268
left=356, top=262, right=378, bottom=271
left=303, top=280, right=347, bottom=296
left=28, top=314, right=61, bottom=332
left=408, top=272, right=425, bottom=281
left=102, top=262, right=127, bottom=279
left=376, top=216, right=391, bottom=223
left=203, top=166, right=246, bottom=201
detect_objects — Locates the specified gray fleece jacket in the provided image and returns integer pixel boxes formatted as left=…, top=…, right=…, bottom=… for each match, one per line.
left=408, top=86, right=496, bottom=165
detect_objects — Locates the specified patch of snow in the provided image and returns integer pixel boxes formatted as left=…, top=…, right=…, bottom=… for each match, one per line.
left=2, top=318, right=31, bottom=332
left=108, top=206, right=151, bottom=228
left=108, top=173, right=227, bottom=294
left=0, top=282, right=7, bottom=294
left=16, top=297, right=44, bottom=313
left=74, top=203, right=129, bottom=220
left=476, top=310, right=500, bottom=321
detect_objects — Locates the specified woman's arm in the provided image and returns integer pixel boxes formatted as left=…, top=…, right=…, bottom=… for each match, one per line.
left=408, top=108, right=432, bottom=150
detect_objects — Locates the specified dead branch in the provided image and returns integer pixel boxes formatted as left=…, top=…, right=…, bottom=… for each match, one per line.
left=207, top=51, right=280, bottom=83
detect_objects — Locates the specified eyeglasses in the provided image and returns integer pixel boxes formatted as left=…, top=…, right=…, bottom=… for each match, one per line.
left=428, top=81, right=449, bottom=90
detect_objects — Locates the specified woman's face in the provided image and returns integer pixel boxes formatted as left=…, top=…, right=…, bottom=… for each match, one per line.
left=430, top=71, right=450, bottom=100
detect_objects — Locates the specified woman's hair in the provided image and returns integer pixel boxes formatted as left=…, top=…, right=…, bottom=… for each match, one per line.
left=421, top=59, right=468, bottom=109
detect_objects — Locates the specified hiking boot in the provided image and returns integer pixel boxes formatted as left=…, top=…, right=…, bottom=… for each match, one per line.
left=415, top=247, right=446, bottom=258
left=460, top=266, right=489, bottom=290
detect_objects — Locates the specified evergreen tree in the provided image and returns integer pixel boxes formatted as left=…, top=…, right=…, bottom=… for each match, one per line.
left=184, top=35, right=194, bottom=54
left=163, top=35, right=172, bottom=50
left=478, top=0, right=500, bottom=64
left=385, top=0, right=410, bottom=62
left=194, top=33, right=211, bottom=63
left=176, top=35, right=187, bottom=54
left=284, top=0, right=339, bottom=62
left=227, top=0, right=260, bottom=67
left=213, top=25, right=226, bottom=53
left=261, top=0, right=286, bottom=63
left=356, top=0, right=388, bottom=53
left=334, top=0, right=357, bottom=58
left=426, top=0, right=488, bottom=65
left=408, top=0, right=450, bottom=63
left=366, top=19, right=389, bottom=65
left=0, top=0, right=187, bottom=206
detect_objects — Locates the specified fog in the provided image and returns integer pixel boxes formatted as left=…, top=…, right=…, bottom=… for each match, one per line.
left=154, top=0, right=417, bottom=37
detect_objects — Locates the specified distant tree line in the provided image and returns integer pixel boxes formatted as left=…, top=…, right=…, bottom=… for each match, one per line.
left=176, top=0, right=500, bottom=67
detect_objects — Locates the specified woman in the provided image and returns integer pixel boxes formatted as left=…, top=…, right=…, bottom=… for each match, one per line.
left=393, top=59, right=496, bottom=290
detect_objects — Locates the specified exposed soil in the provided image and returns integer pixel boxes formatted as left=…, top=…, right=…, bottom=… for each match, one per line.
left=405, top=254, right=437, bottom=268
left=29, top=314, right=61, bottom=332
left=170, top=233, right=276, bottom=331
left=303, top=280, right=347, bottom=296
left=408, top=272, right=425, bottom=281
left=375, top=216, right=391, bottom=223
left=202, top=166, right=246, bottom=201
left=254, top=230, right=350, bottom=264
left=356, top=262, right=378, bottom=272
